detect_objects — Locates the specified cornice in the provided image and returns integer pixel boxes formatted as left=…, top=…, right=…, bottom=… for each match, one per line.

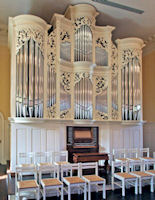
left=143, top=34, right=155, bottom=56
left=0, top=23, right=8, bottom=46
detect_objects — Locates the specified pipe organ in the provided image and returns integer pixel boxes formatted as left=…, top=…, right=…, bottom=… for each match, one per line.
left=9, top=4, right=144, bottom=122
left=8, top=4, right=145, bottom=172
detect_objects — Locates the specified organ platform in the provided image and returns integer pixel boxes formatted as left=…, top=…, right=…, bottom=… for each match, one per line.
left=8, top=4, right=144, bottom=172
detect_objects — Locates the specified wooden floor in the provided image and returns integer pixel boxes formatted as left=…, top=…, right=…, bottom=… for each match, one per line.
left=1, top=164, right=155, bottom=200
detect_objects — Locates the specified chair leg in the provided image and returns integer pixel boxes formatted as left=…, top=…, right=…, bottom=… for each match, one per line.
left=61, top=185, right=63, bottom=200
left=122, top=179, right=125, bottom=196
left=43, top=187, right=46, bottom=200
left=37, top=188, right=40, bottom=200
left=18, top=189, right=20, bottom=200
left=103, top=182, right=106, bottom=199
left=135, top=179, right=138, bottom=195
left=139, top=178, right=142, bottom=194
left=112, top=176, right=114, bottom=191
left=84, top=183, right=87, bottom=200
left=88, top=182, right=91, bottom=200
left=151, top=177, right=154, bottom=192
left=68, top=185, right=71, bottom=200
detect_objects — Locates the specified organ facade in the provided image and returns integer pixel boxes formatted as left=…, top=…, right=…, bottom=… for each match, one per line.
left=8, top=4, right=144, bottom=171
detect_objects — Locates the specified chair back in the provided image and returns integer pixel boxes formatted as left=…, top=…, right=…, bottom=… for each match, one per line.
left=18, top=152, right=34, bottom=165
left=38, top=164, right=59, bottom=183
left=113, top=149, right=126, bottom=160
left=125, top=148, right=138, bottom=158
left=53, top=151, right=68, bottom=162
left=61, top=163, right=80, bottom=180
left=15, top=165, right=37, bottom=181
left=112, top=161, right=129, bottom=175
left=129, top=160, right=144, bottom=171
left=34, top=151, right=52, bottom=164
left=139, top=148, right=149, bottom=157
left=80, top=162, right=98, bottom=176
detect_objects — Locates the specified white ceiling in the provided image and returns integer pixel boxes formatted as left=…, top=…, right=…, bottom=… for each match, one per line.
left=0, top=0, right=155, bottom=41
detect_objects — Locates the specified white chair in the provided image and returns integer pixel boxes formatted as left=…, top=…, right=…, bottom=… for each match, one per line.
left=139, top=148, right=150, bottom=158
left=80, top=162, right=106, bottom=200
left=125, top=148, right=138, bottom=158
left=144, top=159, right=155, bottom=177
left=38, top=164, right=63, bottom=200
left=53, top=151, right=68, bottom=164
left=15, top=165, right=39, bottom=200
left=130, top=161, right=154, bottom=194
left=18, top=152, right=35, bottom=167
left=113, top=149, right=126, bottom=160
left=34, top=151, right=52, bottom=165
left=139, top=148, right=155, bottom=170
left=127, top=158, right=142, bottom=172
left=61, top=163, right=86, bottom=200
left=112, top=161, right=138, bottom=197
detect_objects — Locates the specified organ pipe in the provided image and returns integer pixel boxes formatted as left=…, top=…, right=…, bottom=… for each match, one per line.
left=74, top=76, right=92, bottom=119
left=16, top=39, right=44, bottom=118
left=74, top=25, right=92, bottom=62
left=112, top=75, right=118, bottom=113
left=11, top=7, right=144, bottom=121
left=121, top=57, right=141, bottom=120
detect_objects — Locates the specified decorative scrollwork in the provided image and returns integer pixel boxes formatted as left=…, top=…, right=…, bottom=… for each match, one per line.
left=47, top=30, right=56, bottom=70
left=96, top=37, right=108, bottom=50
left=74, top=16, right=92, bottom=31
left=111, top=44, right=118, bottom=72
left=74, top=73, right=91, bottom=85
left=16, top=25, right=44, bottom=53
left=60, top=31, right=70, bottom=42
left=95, top=111, right=108, bottom=120
left=47, top=105, right=56, bottom=118
left=60, top=109, right=70, bottom=119
left=112, top=108, right=119, bottom=120
left=96, top=76, right=107, bottom=95
left=122, top=49, right=141, bottom=66
left=61, top=72, right=71, bottom=93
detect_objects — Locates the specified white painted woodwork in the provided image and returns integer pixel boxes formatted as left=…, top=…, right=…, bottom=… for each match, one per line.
left=8, top=4, right=145, bottom=171
left=143, top=122, right=155, bottom=157
left=10, top=119, right=143, bottom=172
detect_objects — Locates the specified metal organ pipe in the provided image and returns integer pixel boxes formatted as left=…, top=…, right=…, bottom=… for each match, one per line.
left=122, top=57, right=141, bottom=120
left=16, top=39, right=44, bottom=118
left=74, top=76, right=92, bottom=120
left=74, top=25, right=92, bottom=62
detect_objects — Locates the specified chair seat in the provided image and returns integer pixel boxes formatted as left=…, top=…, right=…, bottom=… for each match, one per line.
left=146, top=170, right=155, bottom=174
left=38, top=162, right=52, bottom=166
left=41, top=178, right=62, bottom=186
left=131, top=171, right=152, bottom=177
left=141, top=157, right=154, bottom=160
left=128, top=158, right=141, bottom=161
left=64, top=176, right=85, bottom=184
left=18, top=180, right=38, bottom=189
left=83, top=175, right=105, bottom=182
left=19, top=164, right=35, bottom=168
left=116, top=158, right=128, bottom=162
left=115, top=172, right=136, bottom=179
left=55, top=161, right=69, bottom=165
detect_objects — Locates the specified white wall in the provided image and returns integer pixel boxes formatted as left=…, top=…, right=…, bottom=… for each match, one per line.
left=10, top=120, right=143, bottom=172
left=143, top=122, right=155, bottom=157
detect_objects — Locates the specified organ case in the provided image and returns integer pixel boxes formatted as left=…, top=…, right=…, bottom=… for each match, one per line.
left=9, top=4, right=144, bottom=122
